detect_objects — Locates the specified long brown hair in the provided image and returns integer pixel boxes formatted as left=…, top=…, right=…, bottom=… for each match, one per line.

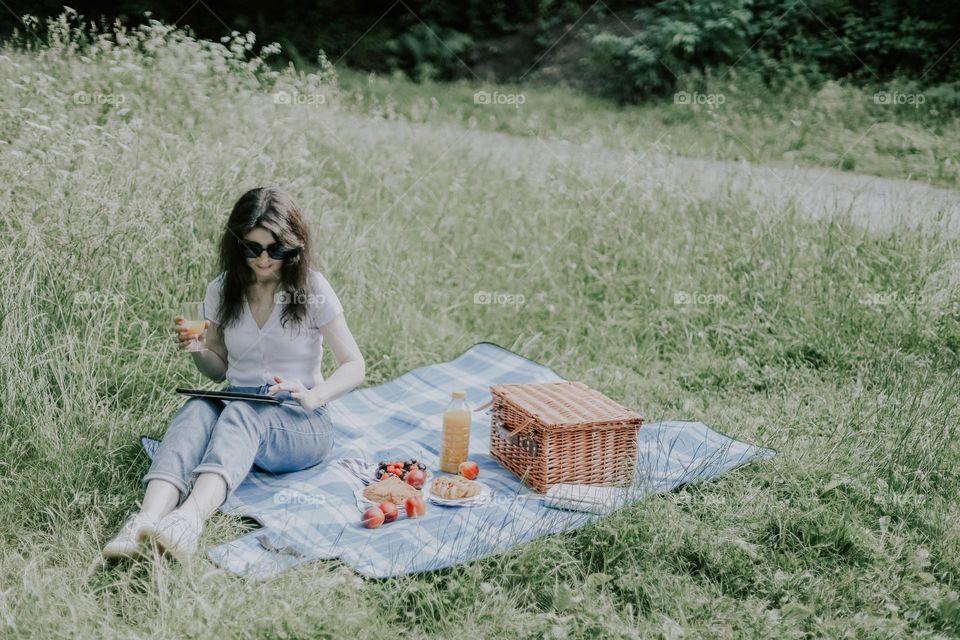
left=216, top=187, right=312, bottom=330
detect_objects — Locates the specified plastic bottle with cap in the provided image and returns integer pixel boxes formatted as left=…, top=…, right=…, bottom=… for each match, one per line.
left=440, top=390, right=471, bottom=473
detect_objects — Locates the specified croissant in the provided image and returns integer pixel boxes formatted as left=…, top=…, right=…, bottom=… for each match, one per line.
left=430, top=475, right=480, bottom=500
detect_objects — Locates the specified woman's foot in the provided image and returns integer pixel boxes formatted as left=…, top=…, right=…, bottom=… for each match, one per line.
left=142, top=509, right=202, bottom=561
left=102, top=512, right=156, bottom=561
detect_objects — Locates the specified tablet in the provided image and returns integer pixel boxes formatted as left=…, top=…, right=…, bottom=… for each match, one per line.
left=175, top=388, right=282, bottom=404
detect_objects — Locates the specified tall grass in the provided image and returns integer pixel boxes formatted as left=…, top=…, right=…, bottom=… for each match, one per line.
left=1, top=11, right=959, bottom=638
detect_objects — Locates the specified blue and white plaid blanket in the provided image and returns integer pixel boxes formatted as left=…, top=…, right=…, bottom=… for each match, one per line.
left=142, top=342, right=776, bottom=579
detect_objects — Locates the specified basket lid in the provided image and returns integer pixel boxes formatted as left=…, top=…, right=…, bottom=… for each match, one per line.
left=490, top=381, right=643, bottom=427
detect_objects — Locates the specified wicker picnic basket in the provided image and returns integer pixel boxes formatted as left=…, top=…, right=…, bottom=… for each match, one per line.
left=489, top=381, right=643, bottom=493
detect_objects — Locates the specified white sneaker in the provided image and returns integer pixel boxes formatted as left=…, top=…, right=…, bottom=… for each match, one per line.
left=102, top=512, right=156, bottom=561
left=143, top=509, right=202, bottom=561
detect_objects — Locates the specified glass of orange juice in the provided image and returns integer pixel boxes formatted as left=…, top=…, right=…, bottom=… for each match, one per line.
left=180, top=301, right=207, bottom=352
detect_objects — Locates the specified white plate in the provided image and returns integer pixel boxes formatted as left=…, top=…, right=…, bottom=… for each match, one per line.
left=355, top=473, right=431, bottom=507
left=427, top=479, right=493, bottom=507
left=366, top=464, right=433, bottom=486
left=355, top=485, right=426, bottom=511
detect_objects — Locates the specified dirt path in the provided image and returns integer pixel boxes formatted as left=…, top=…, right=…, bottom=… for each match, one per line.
left=513, top=134, right=960, bottom=235
left=326, top=110, right=960, bottom=235
left=649, top=153, right=960, bottom=235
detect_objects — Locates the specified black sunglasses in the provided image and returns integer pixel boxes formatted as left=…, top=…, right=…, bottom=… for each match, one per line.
left=237, top=239, right=299, bottom=260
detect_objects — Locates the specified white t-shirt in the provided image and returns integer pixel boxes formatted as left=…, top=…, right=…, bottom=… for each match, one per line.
left=203, top=269, right=345, bottom=388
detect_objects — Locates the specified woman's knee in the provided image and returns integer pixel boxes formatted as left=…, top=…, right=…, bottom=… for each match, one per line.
left=207, top=402, right=265, bottom=447
left=169, top=397, right=221, bottom=430
left=154, top=399, right=219, bottom=452
left=216, top=401, right=259, bottom=426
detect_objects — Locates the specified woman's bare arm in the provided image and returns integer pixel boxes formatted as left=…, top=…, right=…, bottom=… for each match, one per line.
left=195, top=322, right=229, bottom=382
left=307, top=313, right=365, bottom=406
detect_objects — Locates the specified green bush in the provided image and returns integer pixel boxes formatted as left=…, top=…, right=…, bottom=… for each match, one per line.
left=588, top=0, right=754, bottom=100
left=385, top=24, right=475, bottom=81
left=584, top=0, right=960, bottom=102
left=5, top=1, right=960, bottom=103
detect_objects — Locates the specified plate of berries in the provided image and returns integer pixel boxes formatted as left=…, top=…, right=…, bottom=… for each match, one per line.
left=372, top=458, right=431, bottom=488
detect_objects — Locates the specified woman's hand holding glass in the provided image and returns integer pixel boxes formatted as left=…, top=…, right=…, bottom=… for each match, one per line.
left=173, top=305, right=210, bottom=351
left=173, top=306, right=228, bottom=383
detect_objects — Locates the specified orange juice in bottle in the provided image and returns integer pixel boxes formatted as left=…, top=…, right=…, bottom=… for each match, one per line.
left=440, top=390, right=471, bottom=473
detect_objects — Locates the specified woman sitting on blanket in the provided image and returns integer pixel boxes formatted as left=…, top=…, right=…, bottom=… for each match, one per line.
left=102, top=187, right=365, bottom=562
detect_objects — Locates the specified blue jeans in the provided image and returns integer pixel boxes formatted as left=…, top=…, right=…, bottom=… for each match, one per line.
left=143, top=385, right=335, bottom=501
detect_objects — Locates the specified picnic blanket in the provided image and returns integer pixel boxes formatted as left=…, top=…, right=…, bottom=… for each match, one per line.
left=141, top=342, right=776, bottom=579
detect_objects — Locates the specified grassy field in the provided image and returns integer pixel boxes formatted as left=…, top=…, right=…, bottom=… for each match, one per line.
left=2, top=15, right=960, bottom=639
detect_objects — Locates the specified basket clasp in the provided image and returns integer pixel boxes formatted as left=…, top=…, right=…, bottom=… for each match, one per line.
left=494, top=417, right=539, bottom=456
